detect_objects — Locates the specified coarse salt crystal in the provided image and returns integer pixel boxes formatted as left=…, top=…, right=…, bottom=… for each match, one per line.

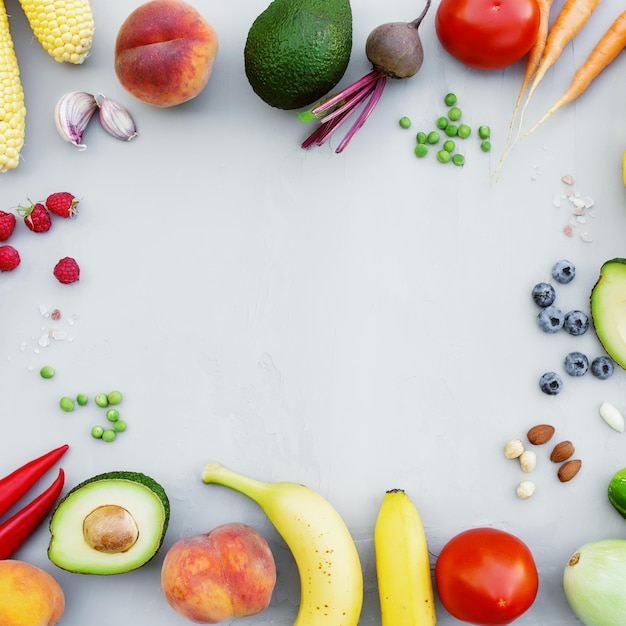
left=553, top=195, right=562, bottom=208
left=562, top=174, right=575, bottom=185
left=580, top=232, right=593, bottom=243
left=563, top=225, right=575, bottom=237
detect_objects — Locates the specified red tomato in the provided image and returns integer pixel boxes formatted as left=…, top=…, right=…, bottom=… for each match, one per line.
left=435, top=527, right=539, bottom=625
left=435, top=0, right=540, bottom=70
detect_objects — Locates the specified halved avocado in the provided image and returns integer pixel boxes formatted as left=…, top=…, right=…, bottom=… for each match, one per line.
left=590, top=258, right=626, bottom=370
left=48, top=471, right=169, bottom=575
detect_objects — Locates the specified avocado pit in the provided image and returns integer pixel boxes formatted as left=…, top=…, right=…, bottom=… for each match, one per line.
left=83, top=504, right=139, bottom=553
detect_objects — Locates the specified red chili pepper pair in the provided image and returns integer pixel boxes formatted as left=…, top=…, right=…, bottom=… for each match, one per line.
left=0, top=444, right=69, bottom=559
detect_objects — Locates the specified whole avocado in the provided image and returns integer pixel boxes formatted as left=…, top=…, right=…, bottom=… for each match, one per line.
left=244, top=0, right=352, bottom=110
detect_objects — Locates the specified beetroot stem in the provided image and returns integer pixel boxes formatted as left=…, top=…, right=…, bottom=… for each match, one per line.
left=311, top=70, right=382, bottom=116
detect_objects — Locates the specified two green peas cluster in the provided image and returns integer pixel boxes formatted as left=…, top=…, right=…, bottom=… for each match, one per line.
left=399, top=93, right=492, bottom=165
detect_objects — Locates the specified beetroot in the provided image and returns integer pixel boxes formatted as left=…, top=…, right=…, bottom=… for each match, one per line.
left=302, top=0, right=431, bottom=153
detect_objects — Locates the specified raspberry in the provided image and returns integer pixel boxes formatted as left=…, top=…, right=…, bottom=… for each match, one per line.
left=0, top=210, right=16, bottom=241
left=20, top=202, right=52, bottom=233
left=46, top=192, right=78, bottom=218
left=0, top=245, right=20, bottom=271
left=53, top=257, right=80, bottom=284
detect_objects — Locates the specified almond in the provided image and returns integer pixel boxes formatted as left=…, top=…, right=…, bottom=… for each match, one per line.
left=550, top=440, right=575, bottom=463
left=558, top=459, right=582, bottom=482
left=527, top=424, right=556, bottom=445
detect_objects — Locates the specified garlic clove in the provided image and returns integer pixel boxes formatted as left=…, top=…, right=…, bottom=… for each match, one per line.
left=519, top=450, right=537, bottom=473
left=516, top=480, right=536, bottom=499
left=504, top=438, right=525, bottom=459
left=97, top=95, right=137, bottom=142
left=54, top=91, right=98, bottom=150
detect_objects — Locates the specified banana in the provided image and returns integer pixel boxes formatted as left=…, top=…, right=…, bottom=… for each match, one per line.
left=202, top=462, right=363, bottom=626
left=374, top=488, right=437, bottom=626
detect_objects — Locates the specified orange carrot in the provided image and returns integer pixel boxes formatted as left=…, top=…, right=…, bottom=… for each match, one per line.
left=519, top=0, right=601, bottom=122
left=526, top=10, right=626, bottom=135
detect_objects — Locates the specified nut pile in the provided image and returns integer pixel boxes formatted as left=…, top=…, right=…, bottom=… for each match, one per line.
left=504, top=423, right=582, bottom=499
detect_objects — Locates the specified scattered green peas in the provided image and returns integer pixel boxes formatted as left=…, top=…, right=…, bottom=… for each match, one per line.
left=445, top=124, right=458, bottom=137
left=59, top=396, right=75, bottom=412
left=40, top=365, right=55, bottom=379
left=91, top=425, right=104, bottom=439
left=416, top=131, right=427, bottom=144
left=95, top=393, right=109, bottom=408
left=452, top=153, right=466, bottom=166
left=107, top=390, right=123, bottom=405
left=426, top=131, right=440, bottom=145
left=443, top=139, right=455, bottom=153
left=448, top=106, right=462, bottom=121
left=102, top=429, right=117, bottom=443
left=457, top=124, right=472, bottom=139
left=106, top=408, right=120, bottom=422
left=480, top=140, right=492, bottom=152
left=444, top=92, right=457, bottom=106
left=436, top=116, right=448, bottom=130
left=76, top=393, right=88, bottom=406
left=478, top=125, right=491, bottom=139
left=399, top=116, right=412, bottom=129
left=414, top=144, right=428, bottom=158
left=113, top=420, right=127, bottom=433
left=437, top=150, right=452, bottom=163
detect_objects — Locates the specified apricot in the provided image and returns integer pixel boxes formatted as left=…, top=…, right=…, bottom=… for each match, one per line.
left=161, top=522, right=276, bottom=623
left=0, top=560, right=65, bottom=626
left=114, top=0, right=218, bottom=107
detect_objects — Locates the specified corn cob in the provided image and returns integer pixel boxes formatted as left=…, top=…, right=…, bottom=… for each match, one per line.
left=18, top=0, right=95, bottom=64
left=0, top=0, right=26, bottom=173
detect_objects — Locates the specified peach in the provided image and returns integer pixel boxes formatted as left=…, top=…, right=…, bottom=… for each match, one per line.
left=161, top=522, right=276, bottom=624
left=0, top=560, right=65, bottom=626
left=114, top=0, right=218, bottom=107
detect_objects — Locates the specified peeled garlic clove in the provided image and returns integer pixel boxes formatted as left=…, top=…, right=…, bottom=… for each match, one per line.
left=516, top=480, right=536, bottom=499
left=519, top=450, right=537, bottom=473
left=600, top=401, right=625, bottom=433
left=98, top=96, right=137, bottom=141
left=54, top=91, right=98, bottom=150
left=504, top=439, right=524, bottom=459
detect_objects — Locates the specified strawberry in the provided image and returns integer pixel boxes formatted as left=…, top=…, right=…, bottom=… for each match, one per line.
left=53, top=257, right=80, bottom=284
left=19, top=202, right=52, bottom=233
left=46, top=192, right=78, bottom=218
left=0, top=210, right=16, bottom=241
left=0, top=245, right=20, bottom=271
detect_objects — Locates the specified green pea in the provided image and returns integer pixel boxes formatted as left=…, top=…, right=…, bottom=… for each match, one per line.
left=91, top=425, right=104, bottom=439
left=457, top=124, right=471, bottom=139
left=444, top=124, right=458, bottom=137
left=102, top=429, right=116, bottom=443
left=76, top=393, right=88, bottom=406
left=480, top=140, right=492, bottom=152
left=106, top=409, right=120, bottom=422
left=426, top=131, right=440, bottom=145
left=95, top=393, right=109, bottom=408
left=443, top=139, right=455, bottom=153
left=59, top=396, right=75, bottom=412
left=40, top=365, right=55, bottom=379
left=399, top=116, right=411, bottom=129
left=107, top=390, right=123, bottom=405
left=452, top=153, right=465, bottom=166
left=113, top=420, right=127, bottom=433
left=448, top=106, right=462, bottom=121
left=414, top=144, right=428, bottom=158
left=478, top=125, right=491, bottom=139
left=436, top=116, right=448, bottom=130
left=416, top=131, right=427, bottom=144
left=437, top=150, right=452, bottom=163
left=444, top=92, right=457, bottom=106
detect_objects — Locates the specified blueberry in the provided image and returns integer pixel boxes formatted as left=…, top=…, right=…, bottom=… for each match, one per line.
left=564, top=351, right=589, bottom=377
left=537, top=306, right=565, bottom=333
left=591, top=356, right=615, bottom=380
left=532, top=282, right=556, bottom=307
left=552, top=259, right=576, bottom=284
left=563, top=310, right=589, bottom=336
left=539, top=371, right=563, bottom=395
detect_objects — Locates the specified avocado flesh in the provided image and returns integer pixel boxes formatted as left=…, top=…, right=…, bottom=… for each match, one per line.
left=590, top=258, right=626, bottom=369
left=244, top=0, right=352, bottom=110
left=48, top=471, right=169, bottom=575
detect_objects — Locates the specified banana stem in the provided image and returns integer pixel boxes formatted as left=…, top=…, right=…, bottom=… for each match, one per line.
left=202, top=463, right=271, bottom=505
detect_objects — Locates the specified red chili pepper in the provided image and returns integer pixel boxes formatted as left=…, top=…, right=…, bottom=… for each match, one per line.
left=0, top=444, right=69, bottom=518
left=0, top=468, right=65, bottom=559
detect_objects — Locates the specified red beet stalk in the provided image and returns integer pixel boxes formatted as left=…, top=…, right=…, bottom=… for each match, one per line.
left=0, top=444, right=69, bottom=518
left=0, top=468, right=65, bottom=559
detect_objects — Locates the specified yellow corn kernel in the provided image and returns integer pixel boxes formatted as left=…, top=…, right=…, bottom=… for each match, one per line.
left=18, top=0, right=94, bottom=64
left=0, top=0, right=26, bottom=173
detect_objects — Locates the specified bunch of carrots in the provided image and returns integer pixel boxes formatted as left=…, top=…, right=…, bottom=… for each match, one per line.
left=498, top=0, right=626, bottom=171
